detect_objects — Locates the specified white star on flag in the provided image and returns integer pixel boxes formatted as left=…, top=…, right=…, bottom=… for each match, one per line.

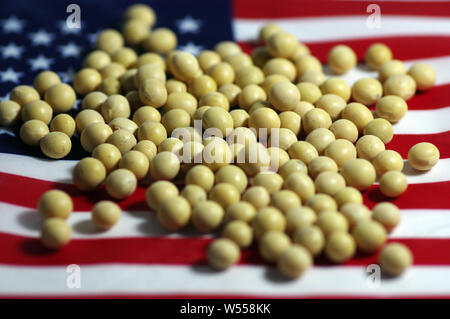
left=0, top=128, right=16, bottom=137
left=88, top=31, right=100, bottom=44
left=73, top=99, right=82, bottom=111
left=29, top=29, right=54, bottom=46
left=1, top=16, right=25, bottom=33
left=59, top=42, right=82, bottom=58
left=0, top=68, right=23, bottom=83
left=58, top=20, right=82, bottom=35
left=1, top=43, right=24, bottom=59
left=0, top=93, right=10, bottom=101
left=59, top=68, right=77, bottom=83
left=28, top=55, right=54, bottom=71
left=178, top=42, right=204, bottom=56
left=176, top=16, right=202, bottom=34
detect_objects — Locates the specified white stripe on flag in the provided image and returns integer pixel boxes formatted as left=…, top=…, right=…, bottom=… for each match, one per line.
left=400, top=159, right=450, bottom=184
left=390, top=209, right=450, bottom=238
left=0, top=152, right=75, bottom=183
left=233, top=16, right=450, bottom=42
left=393, top=107, right=450, bottom=134
left=1, top=153, right=450, bottom=184
left=0, top=264, right=449, bottom=297
left=0, top=202, right=210, bottom=239
left=0, top=201, right=448, bottom=239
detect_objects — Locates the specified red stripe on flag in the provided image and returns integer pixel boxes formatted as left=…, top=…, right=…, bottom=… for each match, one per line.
left=0, top=172, right=450, bottom=211
left=387, top=131, right=450, bottom=159
left=342, top=238, right=450, bottom=266
left=0, top=232, right=211, bottom=266
left=363, top=181, right=450, bottom=209
left=308, top=36, right=450, bottom=63
left=240, top=37, right=450, bottom=110
left=404, top=85, right=450, bottom=110
left=233, top=0, right=450, bottom=18
left=362, top=84, right=450, bottom=111
left=0, top=172, right=149, bottom=212
left=239, top=36, right=450, bottom=62
left=0, top=232, right=449, bottom=266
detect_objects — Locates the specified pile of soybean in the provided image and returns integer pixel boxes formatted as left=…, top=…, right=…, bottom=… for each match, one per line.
left=0, top=4, right=441, bottom=279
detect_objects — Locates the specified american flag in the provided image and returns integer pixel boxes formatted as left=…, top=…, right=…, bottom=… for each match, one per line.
left=0, top=0, right=450, bottom=298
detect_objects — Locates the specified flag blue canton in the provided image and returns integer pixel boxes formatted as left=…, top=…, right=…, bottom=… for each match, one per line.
left=0, top=0, right=234, bottom=160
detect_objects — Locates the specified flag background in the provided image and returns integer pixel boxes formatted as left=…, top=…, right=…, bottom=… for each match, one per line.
left=1, top=0, right=450, bottom=298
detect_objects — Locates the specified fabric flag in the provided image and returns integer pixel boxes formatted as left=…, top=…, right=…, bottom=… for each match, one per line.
left=0, top=0, right=450, bottom=298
